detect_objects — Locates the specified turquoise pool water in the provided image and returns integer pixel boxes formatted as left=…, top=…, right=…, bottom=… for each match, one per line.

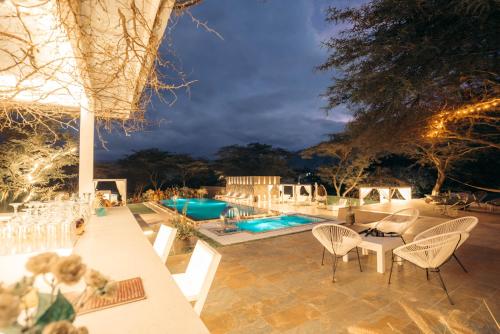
left=236, top=215, right=323, bottom=233
left=160, top=198, right=262, bottom=221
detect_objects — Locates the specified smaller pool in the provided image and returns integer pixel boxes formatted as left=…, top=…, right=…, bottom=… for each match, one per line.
left=236, top=215, right=322, bottom=233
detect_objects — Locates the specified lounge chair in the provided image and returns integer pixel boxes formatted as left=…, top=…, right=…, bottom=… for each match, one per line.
left=486, top=198, right=500, bottom=212
left=312, top=224, right=363, bottom=282
left=238, top=194, right=253, bottom=204
left=389, top=232, right=468, bottom=305
left=214, top=192, right=229, bottom=200
left=172, top=240, right=221, bottom=315
left=413, top=216, right=478, bottom=272
left=222, top=192, right=234, bottom=200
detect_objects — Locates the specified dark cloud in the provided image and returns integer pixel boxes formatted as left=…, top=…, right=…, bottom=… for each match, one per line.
left=96, top=0, right=350, bottom=161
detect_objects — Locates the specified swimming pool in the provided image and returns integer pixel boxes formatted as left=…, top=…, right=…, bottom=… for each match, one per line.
left=236, top=215, right=323, bottom=233
left=160, top=198, right=264, bottom=221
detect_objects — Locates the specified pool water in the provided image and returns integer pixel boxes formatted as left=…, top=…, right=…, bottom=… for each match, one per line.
left=160, top=198, right=262, bottom=221
left=236, top=215, right=323, bottom=233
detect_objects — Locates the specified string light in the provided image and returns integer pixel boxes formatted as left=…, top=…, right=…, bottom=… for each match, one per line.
left=23, top=146, right=77, bottom=187
left=426, top=98, right=499, bottom=138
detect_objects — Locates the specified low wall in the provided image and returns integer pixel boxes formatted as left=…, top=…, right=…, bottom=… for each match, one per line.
left=337, top=207, right=389, bottom=224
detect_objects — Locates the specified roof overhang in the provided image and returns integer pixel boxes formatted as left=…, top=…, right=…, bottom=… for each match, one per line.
left=0, top=0, right=175, bottom=119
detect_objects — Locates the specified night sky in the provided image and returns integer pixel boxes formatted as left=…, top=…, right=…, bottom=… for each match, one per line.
left=95, top=0, right=360, bottom=161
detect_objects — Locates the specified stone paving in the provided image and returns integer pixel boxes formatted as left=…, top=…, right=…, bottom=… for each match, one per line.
left=163, top=203, right=500, bottom=333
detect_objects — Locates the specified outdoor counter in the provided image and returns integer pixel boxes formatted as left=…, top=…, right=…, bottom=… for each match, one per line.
left=74, top=206, right=209, bottom=334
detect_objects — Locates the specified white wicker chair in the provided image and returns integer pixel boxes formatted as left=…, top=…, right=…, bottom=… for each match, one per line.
left=312, top=224, right=363, bottom=282
left=329, top=198, right=348, bottom=211
left=414, top=216, right=478, bottom=273
left=153, top=224, right=177, bottom=264
left=172, top=240, right=221, bottom=315
left=389, top=231, right=468, bottom=305
left=369, top=208, right=420, bottom=242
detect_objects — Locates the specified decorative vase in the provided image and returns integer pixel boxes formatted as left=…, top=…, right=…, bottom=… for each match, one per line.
left=346, top=205, right=355, bottom=225
left=75, top=218, right=86, bottom=236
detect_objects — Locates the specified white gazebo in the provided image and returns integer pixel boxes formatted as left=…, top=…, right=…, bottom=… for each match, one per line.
left=93, top=178, right=127, bottom=205
left=358, top=185, right=412, bottom=205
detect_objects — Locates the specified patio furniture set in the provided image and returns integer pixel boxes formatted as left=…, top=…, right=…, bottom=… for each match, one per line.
left=312, top=208, right=478, bottom=305
left=426, top=191, right=490, bottom=216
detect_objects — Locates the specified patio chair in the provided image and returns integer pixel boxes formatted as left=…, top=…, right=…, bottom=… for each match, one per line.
left=236, top=193, right=252, bottom=204
left=486, top=198, right=500, bottom=212
left=228, top=193, right=241, bottom=202
left=214, top=191, right=228, bottom=200
left=366, top=208, right=419, bottom=243
left=329, top=198, right=348, bottom=211
left=414, top=216, right=478, bottom=273
left=172, top=240, right=221, bottom=315
left=433, top=193, right=464, bottom=217
left=389, top=231, right=468, bottom=305
left=153, top=224, right=177, bottom=264
left=312, top=224, right=363, bottom=282
left=470, top=191, right=488, bottom=209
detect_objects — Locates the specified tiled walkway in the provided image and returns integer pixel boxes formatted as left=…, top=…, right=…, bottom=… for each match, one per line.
left=164, top=203, right=500, bottom=333
left=139, top=199, right=499, bottom=332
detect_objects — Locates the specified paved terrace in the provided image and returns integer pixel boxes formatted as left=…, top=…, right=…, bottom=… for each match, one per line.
left=143, top=200, right=499, bottom=333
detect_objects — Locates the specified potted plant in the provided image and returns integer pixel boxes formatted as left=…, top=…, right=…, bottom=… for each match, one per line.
left=171, top=204, right=195, bottom=254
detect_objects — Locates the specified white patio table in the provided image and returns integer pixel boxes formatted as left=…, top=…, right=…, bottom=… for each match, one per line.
left=340, top=224, right=404, bottom=273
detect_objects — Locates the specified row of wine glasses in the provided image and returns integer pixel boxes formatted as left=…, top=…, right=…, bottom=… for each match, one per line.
left=0, top=194, right=92, bottom=256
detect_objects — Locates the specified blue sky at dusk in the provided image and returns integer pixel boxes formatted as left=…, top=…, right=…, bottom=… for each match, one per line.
left=95, top=0, right=361, bottom=161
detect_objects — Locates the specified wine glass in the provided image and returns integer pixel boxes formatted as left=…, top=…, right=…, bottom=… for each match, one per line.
left=9, top=202, right=22, bottom=217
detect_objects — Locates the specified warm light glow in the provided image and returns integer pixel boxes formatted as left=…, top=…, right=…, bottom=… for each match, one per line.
left=426, top=98, right=499, bottom=138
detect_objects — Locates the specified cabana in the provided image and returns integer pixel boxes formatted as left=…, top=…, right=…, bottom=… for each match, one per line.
left=225, top=176, right=281, bottom=203
left=358, top=185, right=412, bottom=205
left=280, top=184, right=313, bottom=204
left=93, top=179, right=127, bottom=205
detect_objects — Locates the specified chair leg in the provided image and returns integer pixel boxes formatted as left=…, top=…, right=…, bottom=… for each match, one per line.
left=436, top=268, right=454, bottom=305
left=388, top=252, right=395, bottom=285
left=453, top=253, right=468, bottom=273
left=426, top=268, right=429, bottom=281
left=400, top=235, right=406, bottom=244
left=355, top=247, right=363, bottom=272
left=332, top=256, right=338, bottom=283
left=321, top=247, right=325, bottom=265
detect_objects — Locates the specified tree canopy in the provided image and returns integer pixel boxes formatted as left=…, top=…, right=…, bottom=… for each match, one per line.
left=320, top=0, right=499, bottom=144
left=214, top=143, right=293, bottom=177
left=0, top=131, right=77, bottom=208
left=317, top=0, right=499, bottom=194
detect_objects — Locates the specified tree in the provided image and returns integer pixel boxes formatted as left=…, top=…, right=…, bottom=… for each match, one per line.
left=303, top=134, right=375, bottom=197
left=406, top=140, right=485, bottom=195
left=117, top=149, right=174, bottom=193
left=176, top=156, right=208, bottom=187
left=215, top=143, right=294, bottom=177
left=319, top=1, right=498, bottom=128
left=318, top=0, right=499, bottom=193
left=0, top=132, right=78, bottom=208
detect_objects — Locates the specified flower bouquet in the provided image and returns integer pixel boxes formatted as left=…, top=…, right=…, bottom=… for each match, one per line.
left=0, top=252, right=117, bottom=334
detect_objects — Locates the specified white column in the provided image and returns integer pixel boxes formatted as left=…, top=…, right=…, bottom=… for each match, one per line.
left=78, top=97, right=95, bottom=197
